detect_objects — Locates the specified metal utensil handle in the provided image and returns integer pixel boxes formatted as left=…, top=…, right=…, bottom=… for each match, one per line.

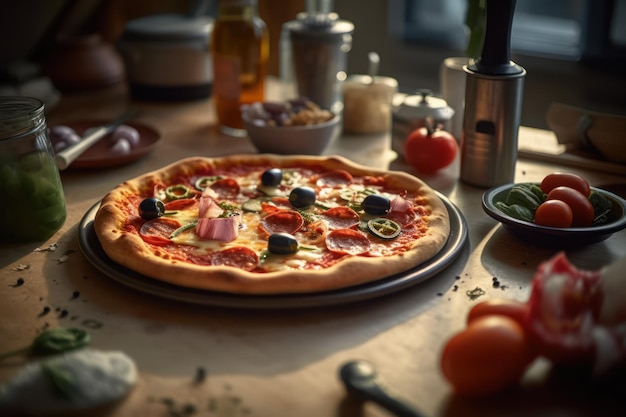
left=55, top=110, right=135, bottom=170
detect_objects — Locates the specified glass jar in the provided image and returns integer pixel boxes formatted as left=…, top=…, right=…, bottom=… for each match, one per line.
left=0, top=97, right=67, bottom=242
left=211, top=0, right=269, bottom=136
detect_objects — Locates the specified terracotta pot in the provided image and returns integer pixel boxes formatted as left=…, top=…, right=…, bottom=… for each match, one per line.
left=42, top=34, right=125, bottom=92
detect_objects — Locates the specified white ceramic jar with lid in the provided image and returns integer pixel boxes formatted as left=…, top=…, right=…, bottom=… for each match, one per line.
left=118, top=14, right=214, bottom=101
left=392, top=89, right=455, bottom=154
left=343, top=74, right=398, bottom=135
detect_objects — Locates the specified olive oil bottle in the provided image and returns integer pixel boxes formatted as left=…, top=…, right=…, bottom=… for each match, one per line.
left=211, top=0, right=269, bottom=136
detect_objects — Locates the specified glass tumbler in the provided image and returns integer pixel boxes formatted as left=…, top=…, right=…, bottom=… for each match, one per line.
left=0, top=97, right=67, bottom=242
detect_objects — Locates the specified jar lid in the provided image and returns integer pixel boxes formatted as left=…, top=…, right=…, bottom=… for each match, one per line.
left=286, top=12, right=354, bottom=39
left=345, top=74, right=398, bottom=89
left=395, top=89, right=454, bottom=122
left=123, top=14, right=213, bottom=42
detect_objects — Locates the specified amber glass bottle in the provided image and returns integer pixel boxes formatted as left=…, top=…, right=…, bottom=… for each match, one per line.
left=211, top=0, right=269, bottom=136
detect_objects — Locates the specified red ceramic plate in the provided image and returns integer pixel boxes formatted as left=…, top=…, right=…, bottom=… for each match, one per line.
left=53, top=120, right=161, bottom=169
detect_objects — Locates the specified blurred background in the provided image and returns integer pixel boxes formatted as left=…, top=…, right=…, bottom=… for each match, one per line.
left=0, top=0, right=624, bottom=130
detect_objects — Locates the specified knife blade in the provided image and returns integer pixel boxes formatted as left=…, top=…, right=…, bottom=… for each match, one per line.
left=55, top=109, right=136, bottom=170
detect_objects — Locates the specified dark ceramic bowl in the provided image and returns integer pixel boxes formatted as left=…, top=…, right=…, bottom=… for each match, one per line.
left=482, top=183, right=626, bottom=246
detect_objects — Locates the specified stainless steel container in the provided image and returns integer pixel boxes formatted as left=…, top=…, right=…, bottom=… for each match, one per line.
left=280, top=0, right=354, bottom=114
left=460, top=0, right=526, bottom=187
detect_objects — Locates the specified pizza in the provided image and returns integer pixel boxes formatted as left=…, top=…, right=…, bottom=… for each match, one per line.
left=93, top=155, right=450, bottom=294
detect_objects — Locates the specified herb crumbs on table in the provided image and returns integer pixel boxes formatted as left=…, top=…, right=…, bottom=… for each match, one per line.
left=466, top=287, right=485, bottom=300
left=81, top=319, right=103, bottom=329
left=38, top=306, right=51, bottom=317
left=193, top=366, right=207, bottom=384
left=10, top=278, right=24, bottom=287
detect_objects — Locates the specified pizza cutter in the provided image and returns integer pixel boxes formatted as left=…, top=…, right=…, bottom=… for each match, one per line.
left=339, top=360, right=426, bottom=417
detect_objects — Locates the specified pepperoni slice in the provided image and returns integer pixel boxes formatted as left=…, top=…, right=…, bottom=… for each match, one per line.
left=165, top=198, right=198, bottom=211
left=325, top=228, right=371, bottom=255
left=363, top=175, right=386, bottom=186
left=260, top=201, right=281, bottom=214
left=387, top=208, right=418, bottom=227
left=139, top=217, right=181, bottom=246
left=321, top=206, right=360, bottom=230
left=210, top=178, right=240, bottom=198
left=314, top=169, right=353, bottom=187
left=211, top=247, right=258, bottom=271
left=260, top=210, right=304, bottom=235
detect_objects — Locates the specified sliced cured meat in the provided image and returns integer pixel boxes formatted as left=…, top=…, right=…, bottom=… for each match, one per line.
left=196, top=216, right=240, bottom=242
left=320, top=206, right=360, bottom=230
left=199, top=194, right=224, bottom=218
left=313, top=169, right=353, bottom=187
left=211, top=247, right=258, bottom=271
left=260, top=210, right=304, bottom=235
left=210, top=178, right=240, bottom=198
left=139, top=217, right=181, bottom=245
left=527, top=252, right=602, bottom=363
left=325, top=228, right=371, bottom=255
left=164, top=198, right=197, bottom=211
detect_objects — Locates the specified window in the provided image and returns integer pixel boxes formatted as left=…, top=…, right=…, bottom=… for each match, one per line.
left=395, top=0, right=591, bottom=60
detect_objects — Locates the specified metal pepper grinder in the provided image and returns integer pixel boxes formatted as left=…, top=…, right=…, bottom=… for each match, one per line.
left=460, top=0, right=526, bottom=187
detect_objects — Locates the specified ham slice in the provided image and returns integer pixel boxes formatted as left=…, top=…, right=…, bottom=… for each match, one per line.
left=196, top=216, right=240, bottom=242
left=199, top=188, right=224, bottom=218
left=527, top=252, right=626, bottom=377
left=196, top=187, right=240, bottom=241
left=390, top=195, right=412, bottom=213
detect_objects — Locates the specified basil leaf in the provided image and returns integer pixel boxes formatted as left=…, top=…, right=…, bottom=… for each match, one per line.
left=32, top=328, right=90, bottom=355
left=494, top=201, right=534, bottom=222
left=589, top=190, right=612, bottom=225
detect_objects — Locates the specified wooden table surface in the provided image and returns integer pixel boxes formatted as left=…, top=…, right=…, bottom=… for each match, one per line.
left=1, top=81, right=625, bottom=417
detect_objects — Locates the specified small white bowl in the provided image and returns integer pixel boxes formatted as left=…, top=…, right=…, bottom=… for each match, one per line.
left=243, top=113, right=341, bottom=155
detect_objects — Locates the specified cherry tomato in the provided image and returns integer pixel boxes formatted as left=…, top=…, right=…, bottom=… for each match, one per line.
left=441, top=316, right=534, bottom=397
left=540, top=172, right=590, bottom=197
left=546, top=186, right=594, bottom=227
left=403, top=126, right=458, bottom=174
left=467, top=298, right=530, bottom=327
left=534, top=200, right=573, bottom=228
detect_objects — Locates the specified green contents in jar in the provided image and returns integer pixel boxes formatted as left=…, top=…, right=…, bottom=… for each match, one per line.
left=0, top=150, right=67, bottom=242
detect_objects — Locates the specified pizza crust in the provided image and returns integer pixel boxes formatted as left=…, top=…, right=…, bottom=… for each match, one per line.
left=94, top=155, right=450, bottom=294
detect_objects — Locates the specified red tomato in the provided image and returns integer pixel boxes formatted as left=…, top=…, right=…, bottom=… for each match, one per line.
left=546, top=186, right=594, bottom=227
left=534, top=200, right=573, bottom=228
left=540, top=172, right=590, bottom=197
left=404, top=126, right=458, bottom=174
left=441, top=316, right=534, bottom=396
left=467, top=298, right=530, bottom=327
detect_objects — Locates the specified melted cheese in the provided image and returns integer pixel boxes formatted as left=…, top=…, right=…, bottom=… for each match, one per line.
left=155, top=175, right=419, bottom=272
